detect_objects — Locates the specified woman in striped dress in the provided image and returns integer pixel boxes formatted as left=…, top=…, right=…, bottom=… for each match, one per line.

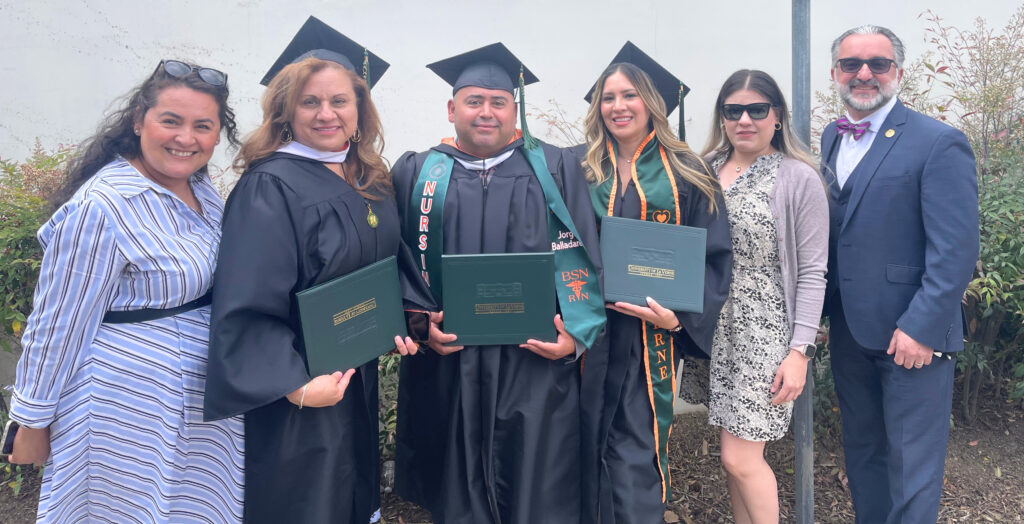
left=8, top=60, right=245, bottom=523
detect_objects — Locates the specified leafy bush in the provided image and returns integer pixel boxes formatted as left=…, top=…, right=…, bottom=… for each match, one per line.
left=0, top=143, right=71, bottom=341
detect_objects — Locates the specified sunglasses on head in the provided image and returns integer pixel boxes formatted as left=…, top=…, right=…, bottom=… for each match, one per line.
left=156, top=60, right=227, bottom=87
left=721, top=103, right=773, bottom=121
left=835, top=57, right=896, bottom=74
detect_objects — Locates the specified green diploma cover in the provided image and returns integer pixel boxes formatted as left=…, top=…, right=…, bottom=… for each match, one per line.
left=441, top=252, right=556, bottom=346
left=295, top=256, right=406, bottom=375
left=600, top=215, right=706, bottom=313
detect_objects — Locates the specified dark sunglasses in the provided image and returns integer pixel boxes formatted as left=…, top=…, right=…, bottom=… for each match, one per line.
left=157, top=60, right=227, bottom=86
left=721, top=103, right=773, bottom=121
left=835, top=57, right=897, bottom=74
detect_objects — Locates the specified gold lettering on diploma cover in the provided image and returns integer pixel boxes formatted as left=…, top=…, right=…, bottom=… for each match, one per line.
left=627, top=264, right=675, bottom=280
left=474, top=303, right=526, bottom=315
left=333, top=298, right=378, bottom=326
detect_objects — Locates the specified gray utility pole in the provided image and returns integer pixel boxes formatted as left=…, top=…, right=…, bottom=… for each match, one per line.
left=791, top=1, right=814, bottom=523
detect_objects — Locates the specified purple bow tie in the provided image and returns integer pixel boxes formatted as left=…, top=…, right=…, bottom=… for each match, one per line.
left=836, top=116, right=870, bottom=140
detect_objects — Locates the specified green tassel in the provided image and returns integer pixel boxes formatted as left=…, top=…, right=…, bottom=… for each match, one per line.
left=363, top=48, right=371, bottom=88
left=677, top=83, right=686, bottom=141
left=519, top=65, right=539, bottom=150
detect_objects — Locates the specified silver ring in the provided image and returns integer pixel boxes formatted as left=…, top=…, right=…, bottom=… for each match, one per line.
left=914, top=362, right=923, bottom=368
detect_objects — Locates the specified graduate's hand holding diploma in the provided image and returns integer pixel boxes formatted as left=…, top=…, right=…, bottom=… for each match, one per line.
left=606, top=296, right=682, bottom=332
left=520, top=314, right=575, bottom=360
left=286, top=369, right=357, bottom=408
left=427, top=311, right=463, bottom=355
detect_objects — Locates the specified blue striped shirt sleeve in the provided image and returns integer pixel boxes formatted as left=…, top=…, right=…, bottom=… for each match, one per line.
left=12, top=198, right=124, bottom=427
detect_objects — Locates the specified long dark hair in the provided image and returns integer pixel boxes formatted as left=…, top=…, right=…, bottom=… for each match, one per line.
left=701, top=69, right=818, bottom=172
left=53, top=61, right=239, bottom=206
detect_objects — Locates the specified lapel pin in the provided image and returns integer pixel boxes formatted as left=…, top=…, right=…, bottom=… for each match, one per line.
left=885, top=129, right=896, bottom=138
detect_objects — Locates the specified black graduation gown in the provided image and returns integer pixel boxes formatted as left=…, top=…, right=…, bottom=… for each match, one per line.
left=391, top=138, right=604, bottom=524
left=203, top=153, right=433, bottom=524
left=594, top=173, right=732, bottom=524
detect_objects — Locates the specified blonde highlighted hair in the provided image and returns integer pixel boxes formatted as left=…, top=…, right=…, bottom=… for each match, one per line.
left=234, top=58, right=391, bottom=199
left=581, top=63, right=719, bottom=214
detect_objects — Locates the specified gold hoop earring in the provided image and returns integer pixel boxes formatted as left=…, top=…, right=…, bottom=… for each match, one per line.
left=350, top=127, right=362, bottom=143
left=280, top=123, right=293, bottom=144
left=774, top=121, right=782, bottom=131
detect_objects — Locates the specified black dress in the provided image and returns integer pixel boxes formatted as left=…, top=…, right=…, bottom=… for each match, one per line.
left=204, top=153, right=433, bottom=524
left=391, top=138, right=604, bottom=524
left=594, top=172, right=733, bottom=524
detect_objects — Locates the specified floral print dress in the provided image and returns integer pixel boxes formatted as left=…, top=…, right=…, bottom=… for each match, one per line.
left=708, top=152, right=793, bottom=441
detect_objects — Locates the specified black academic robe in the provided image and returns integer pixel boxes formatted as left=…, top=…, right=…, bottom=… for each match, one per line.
left=392, top=138, right=603, bottom=524
left=203, top=153, right=433, bottom=524
left=592, top=169, right=732, bottom=524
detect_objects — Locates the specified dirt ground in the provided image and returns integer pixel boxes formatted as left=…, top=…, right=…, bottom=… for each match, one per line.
left=2, top=385, right=1021, bottom=523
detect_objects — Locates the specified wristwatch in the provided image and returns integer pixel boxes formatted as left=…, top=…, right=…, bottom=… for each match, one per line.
left=668, top=322, right=683, bottom=333
left=793, top=343, right=817, bottom=358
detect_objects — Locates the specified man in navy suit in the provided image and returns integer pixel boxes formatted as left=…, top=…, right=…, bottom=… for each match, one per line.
left=821, top=25, right=978, bottom=524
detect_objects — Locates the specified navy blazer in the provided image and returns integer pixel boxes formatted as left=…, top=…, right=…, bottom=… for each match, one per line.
left=821, top=101, right=978, bottom=352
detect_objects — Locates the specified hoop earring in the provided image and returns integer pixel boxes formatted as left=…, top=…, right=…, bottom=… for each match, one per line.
left=350, top=127, right=362, bottom=143
left=774, top=121, right=782, bottom=131
left=280, top=123, right=293, bottom=144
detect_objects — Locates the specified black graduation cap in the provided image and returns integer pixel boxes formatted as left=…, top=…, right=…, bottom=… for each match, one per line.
left=426, top=43, right=539, bottom=95
left=260, top=16, right=390, bottom=88
left=584, top=41, right=692, bottom=140
left=426, top=43, right=542, bottom=148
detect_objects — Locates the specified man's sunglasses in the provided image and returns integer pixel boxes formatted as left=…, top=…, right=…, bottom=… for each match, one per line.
left=721, top=103, right=773, bottom=121
left=835, top=57, right=897, bottom=74
left=156, top=60, right=227, bottom=87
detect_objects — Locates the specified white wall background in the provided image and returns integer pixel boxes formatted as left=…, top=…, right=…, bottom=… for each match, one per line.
left=0, top=0, right=1016, bottom=176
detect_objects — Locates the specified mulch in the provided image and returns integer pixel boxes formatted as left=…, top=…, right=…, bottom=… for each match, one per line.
left=3, top=394, right=1021, bottom=523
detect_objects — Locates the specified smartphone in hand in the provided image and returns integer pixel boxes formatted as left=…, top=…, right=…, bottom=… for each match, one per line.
left=1, top=419, right=20, bottom=455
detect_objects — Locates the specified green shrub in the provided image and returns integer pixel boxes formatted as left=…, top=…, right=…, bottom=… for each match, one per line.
left=0, top=143, right=71, bottom=341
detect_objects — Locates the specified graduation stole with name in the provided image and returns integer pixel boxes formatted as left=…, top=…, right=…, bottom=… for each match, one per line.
left=410, top=140, right=606, bottom=349
left=590, top=131, right=680, bottom=502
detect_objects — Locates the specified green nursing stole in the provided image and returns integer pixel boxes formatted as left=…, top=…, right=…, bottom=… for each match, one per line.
left=591, top=132, right=681, bottom=502
left=410, top=142, right=605, bottom=349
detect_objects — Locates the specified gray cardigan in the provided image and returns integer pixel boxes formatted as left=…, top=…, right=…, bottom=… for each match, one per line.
left=768, top=157, right=830, bottom=348
left=711, top=154, right=830, bottom=348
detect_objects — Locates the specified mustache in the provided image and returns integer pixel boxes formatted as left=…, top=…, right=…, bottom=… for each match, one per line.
left=848, top=78, right=880, bottom=88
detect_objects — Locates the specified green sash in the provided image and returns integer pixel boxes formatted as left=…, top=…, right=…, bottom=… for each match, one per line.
left=409, top=151, right=453, bottom=303
left=410, top=143, right=605, bottom=349
left=591, top=131, right=680, bottom=502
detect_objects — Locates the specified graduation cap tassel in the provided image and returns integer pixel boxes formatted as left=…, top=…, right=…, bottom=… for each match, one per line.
left=677, top=83, right=686, bottom=142
left=519, top=65, right=539, bottom=150
left=362, top=48, right=372, bottom=88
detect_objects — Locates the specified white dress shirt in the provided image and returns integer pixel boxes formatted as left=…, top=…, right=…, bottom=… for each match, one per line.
left=836, top=96, right=899, bottom=189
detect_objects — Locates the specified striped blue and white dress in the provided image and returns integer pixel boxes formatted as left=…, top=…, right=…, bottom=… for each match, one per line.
left=10, top=158, right=244, bottom=523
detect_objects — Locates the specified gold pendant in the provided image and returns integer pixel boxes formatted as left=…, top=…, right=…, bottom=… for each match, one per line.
left=366, top=203, right=378, bottom=228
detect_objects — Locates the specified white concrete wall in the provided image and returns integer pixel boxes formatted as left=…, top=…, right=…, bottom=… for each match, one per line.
left=0, top=0, right=1016, bottom=175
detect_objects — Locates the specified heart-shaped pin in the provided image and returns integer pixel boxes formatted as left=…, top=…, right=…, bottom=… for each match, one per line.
left=652, top=210, right=670, bottom=223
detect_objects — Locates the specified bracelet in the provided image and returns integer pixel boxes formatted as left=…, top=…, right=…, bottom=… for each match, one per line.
left=298, top=384, right=308, bottom=409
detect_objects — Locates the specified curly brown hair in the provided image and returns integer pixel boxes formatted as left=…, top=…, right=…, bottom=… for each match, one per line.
left=54, top=61, right=239, bottom=207
left=234, top=58, right=391, bottom=199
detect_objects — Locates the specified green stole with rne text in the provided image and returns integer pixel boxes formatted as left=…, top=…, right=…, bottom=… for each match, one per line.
left=590, top=131, right=680, bottom=502
left=409, top=139, right=606, bottom=349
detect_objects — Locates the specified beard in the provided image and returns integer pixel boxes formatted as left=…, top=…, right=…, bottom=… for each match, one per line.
left=836, top=77, right=898, bottom=114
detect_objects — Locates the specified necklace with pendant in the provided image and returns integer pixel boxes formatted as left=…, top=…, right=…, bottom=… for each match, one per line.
left=366, top=202, right=378, bottom=228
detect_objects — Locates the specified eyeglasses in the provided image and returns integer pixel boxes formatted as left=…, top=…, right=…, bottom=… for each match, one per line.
left=157, top=60, right=227, bottom=86
left=721, top=103, right=773, bottom=121
left=835, top=57, right=897, bottom=74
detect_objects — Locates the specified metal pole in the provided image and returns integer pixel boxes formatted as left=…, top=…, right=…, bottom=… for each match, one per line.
left=791, top=1, right=814, bottom=523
